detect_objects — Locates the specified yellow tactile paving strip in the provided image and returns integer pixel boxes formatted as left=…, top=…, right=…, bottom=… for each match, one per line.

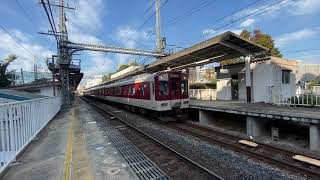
left=62, top=99, right=94, bottom=180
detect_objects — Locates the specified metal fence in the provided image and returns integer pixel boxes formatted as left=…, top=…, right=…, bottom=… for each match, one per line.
left=190, top=89, right=217, bottom=100
left=266, top=86, right=320, bottom=107
left=0, top=96, right=61, bottom=173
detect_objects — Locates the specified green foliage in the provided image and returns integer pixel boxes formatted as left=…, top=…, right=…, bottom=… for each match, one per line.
left=241, top=29, right=282, bottom=58
left=102, top=72, right=114, bottom=82
left=0, top=54, right=17, bottom=87
left=190, top=82, right=216, bottom=89
left=220, top=29, right=282, bottom=66
left=117, top=64, right=130, bottom=72
left=101, top=59, right=138, bottom=82
left=128, top=59, right=137, bottom=66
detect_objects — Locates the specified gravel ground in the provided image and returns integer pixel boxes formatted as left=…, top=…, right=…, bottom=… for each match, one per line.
left=89, top=102, right=219, bottom=180
left=92, top=99, right=308, bottom=180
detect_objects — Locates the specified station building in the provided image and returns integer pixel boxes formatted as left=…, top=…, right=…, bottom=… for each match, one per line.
left=215, top=56, right=298, bottom=102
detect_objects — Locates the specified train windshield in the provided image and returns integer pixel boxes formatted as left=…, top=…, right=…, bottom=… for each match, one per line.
left=159, top=81, right=168, bottom=95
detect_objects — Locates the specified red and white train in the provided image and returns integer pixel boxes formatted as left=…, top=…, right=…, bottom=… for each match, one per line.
left=84, top=71, right=189, bottom=119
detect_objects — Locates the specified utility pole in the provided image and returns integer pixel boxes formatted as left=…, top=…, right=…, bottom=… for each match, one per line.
left=20, top=68, right=24, bottom=84
left=52, top=55, right=56, bottom=96
left=33, top=56, right=38, bottom=81
left=155, top=0, right=164, bottom=53
left=58, top=0, right=71, bottom=105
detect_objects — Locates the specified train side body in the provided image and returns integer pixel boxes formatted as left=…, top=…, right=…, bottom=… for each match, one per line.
left=84, top=72, right=189, bottom=112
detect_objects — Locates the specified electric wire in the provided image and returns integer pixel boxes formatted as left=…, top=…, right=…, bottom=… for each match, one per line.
left=0, top=24, right=36, bottom=58
left=213, top=0, right=296, bottom=31
left=15, top=0, right=34, bottom=23
left=165, top=0, right=217, bottom=26
left=212, top=0, right=263, bottom=26
left=120, top=0, right=168, bottom=48
left=40, top=0, right=59, bottom=42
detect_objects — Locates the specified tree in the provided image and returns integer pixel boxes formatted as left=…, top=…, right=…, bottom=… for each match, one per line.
left=220, top=29, right=282, bottom=66
left=241, top=29, right=282, bottom=58
left=0, top=54, right=17, bottom=87
left=101, top=59, right=138, bottom=82
left=102, top=72, right=114, bottom=82
left=117, top=64, right=130, bottom=72
left=203, top=68, right=216, bottom=82
left=128, top=59, right=137, bottom=66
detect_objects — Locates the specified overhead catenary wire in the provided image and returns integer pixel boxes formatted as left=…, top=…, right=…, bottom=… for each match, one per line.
left=15, top=0, right=34, bottom=23
left=47, top=0, right=58, bottom=36
left=120, top=0, right=169, bottom=48
left=165, top=0, right=217, bottom=26
left=212, top=0, right=263, bottom=26
left=40, top=0, right=59, bottom=42
left=0, top=24, right=37, bottom=58
left=213, top=0, right=296, bottom=31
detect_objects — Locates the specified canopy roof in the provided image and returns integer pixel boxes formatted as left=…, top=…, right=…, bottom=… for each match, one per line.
left=89, top=31, right=269, bottom=89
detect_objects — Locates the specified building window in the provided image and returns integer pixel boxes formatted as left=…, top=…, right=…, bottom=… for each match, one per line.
left=282, top=70, right=290, bottom=84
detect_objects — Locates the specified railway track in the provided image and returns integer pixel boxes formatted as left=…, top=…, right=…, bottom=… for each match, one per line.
left=170, top=122, right=320, bottom=179
left=81, top=97, right=223, bottom=180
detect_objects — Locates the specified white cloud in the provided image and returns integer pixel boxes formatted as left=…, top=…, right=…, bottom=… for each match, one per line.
left=239, top=0, right=320, bottom=19
left=240, top=18, right=255, bottom=27
left=115, top=26, right=148, bottom=49
left=0, top=30, right=54, bottom=71
left=202, top=29, right=216, bottom=37
left=275, top=28, right=319, bottom=47
left=67, top=0, right=104, bottom=33
left=289, top=0, right=320, bottom=15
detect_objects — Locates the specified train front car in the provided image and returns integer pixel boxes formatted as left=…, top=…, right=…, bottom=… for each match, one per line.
left=154, top=71, right=189, bottom=121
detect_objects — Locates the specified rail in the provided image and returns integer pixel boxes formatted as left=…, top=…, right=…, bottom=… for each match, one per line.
left=171, top=122, right=320, bottom=179
left=81, top=96, right=223, bottom=179
left=0, top=96, right=61, bottom=173
left=189, top=89, right=216, bottom=100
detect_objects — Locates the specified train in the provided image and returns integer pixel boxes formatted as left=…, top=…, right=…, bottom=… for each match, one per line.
left=84, top=71, right=189, bottom=121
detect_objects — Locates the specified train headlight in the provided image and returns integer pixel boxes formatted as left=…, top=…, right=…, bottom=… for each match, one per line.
left=161, top=103, right=168, bottom=106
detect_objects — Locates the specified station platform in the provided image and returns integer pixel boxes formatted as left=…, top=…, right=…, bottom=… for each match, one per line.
left=1, top=98, right=135, bottom=180
left=190, top=99, right=320, bottom=124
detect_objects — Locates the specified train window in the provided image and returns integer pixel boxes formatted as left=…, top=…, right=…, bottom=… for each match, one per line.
left=152, top=82, right=155, bottom=95
left=129, top=85, right=135, bottom=95
left=181, top=80, right=187, bottom=95
left=139, top=84, right=144, bottom=95
left=159, top=81, right=168, bottom=96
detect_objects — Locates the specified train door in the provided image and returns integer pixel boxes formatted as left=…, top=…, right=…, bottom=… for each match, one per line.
left=169, top=72, right=182, bottom=108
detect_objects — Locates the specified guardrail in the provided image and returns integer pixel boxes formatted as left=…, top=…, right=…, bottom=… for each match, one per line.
left=0, top=96, right=61, bottom=173
left=266, top=86, right=320, bottom=107
left=190, top=89, right=217, bottom=100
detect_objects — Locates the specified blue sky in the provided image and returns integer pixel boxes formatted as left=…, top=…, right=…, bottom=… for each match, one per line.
left=0, top=0, right=319, bottom=83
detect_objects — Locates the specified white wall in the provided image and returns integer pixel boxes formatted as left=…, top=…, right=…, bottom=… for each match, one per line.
left=252, top=63, right=274, bottom=102
left=216, top=78, right=232, bottom=100
left=40, top=86, right=61, bottom=97
left=216, top=60, right=297, bottom=102
left=238, top=73, right=246, bottom=101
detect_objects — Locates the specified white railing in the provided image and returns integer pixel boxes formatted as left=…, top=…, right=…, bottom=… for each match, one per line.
left=190, top=89, right=217, bottom=100
left=0, top=96, right=61, bottom=173
left=266, top=86, right=320, bottom=107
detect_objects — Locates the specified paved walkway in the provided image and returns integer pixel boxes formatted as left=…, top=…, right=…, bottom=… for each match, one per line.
left=190, top=99, right=320, bottom=123
left=1, top=98, right=135, bottom=180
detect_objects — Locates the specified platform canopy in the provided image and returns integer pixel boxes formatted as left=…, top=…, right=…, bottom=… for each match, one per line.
left=93, top=31, right=269, bottom=88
